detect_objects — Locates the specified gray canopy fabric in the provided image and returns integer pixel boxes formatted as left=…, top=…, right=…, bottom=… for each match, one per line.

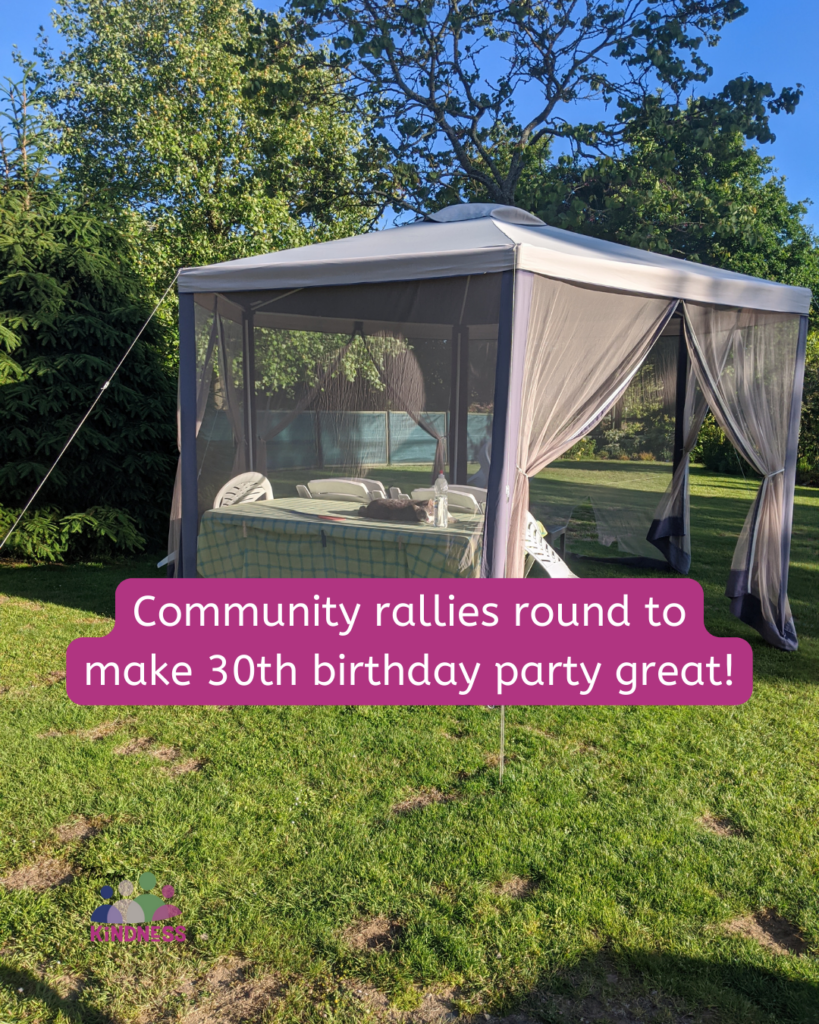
left=175, top=202, right=810, bottom=649
left=178, top=205, right=811, bottom=315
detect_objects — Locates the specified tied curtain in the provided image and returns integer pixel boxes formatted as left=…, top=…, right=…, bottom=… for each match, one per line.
left=506, top=275, right=677, bottom=577
left=682, top=302, right=804, bottom=650
left=647, top=362, right=709, bottom=572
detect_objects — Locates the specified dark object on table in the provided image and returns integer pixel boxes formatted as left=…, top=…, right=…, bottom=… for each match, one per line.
left=359, top=498, right=433, bottom=523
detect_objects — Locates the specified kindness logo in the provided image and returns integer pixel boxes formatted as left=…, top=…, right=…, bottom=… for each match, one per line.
left=89, top=871, right=185, bottom=943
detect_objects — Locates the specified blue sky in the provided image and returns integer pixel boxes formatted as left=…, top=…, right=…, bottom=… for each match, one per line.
left=2, top=1, right=817, bottom=225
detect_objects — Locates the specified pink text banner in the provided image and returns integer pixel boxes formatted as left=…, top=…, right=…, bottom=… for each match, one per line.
left=66, top=578, right=752, bottom=707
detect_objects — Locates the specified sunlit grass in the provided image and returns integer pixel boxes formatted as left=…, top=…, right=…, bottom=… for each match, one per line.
left=0, top=468, right=817, bottom=1023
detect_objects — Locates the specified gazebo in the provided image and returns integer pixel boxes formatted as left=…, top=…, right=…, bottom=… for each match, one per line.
left=172, top=203, right=810, bottom=650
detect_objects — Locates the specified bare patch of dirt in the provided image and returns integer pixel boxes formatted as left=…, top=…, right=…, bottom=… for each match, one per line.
left=348, top=982, right=391, bottom=1014
left=576, top=741, right=600, bottom=754
left=392, top=788, right=456, bottom=814
left=1, top=857, right=75, bottom=892
left=176, top=958, right=281, bottom=1024
left=43, top=670, right=66, bottom=685
left=39, top=718, right=128, bottom=741
left=347, top=983, right=460, bottom=1022
left=115, top=736, right=155, bottom=755
left=726, top=910, right=807, bottom=955
left=493, top=876, right=535, bottom=899
left=485, top=752, right=519, bottom=768
left=54, top=816, right=104, bottom=845
left=698, top=813, right=743, bottom=838
left=165, top=758, right=205, bottom=777
left=113, top=737, right=203, bottom=775
left=78, top=719, right=126, bottom=740
left=52, top=974, right=86, bottom=1000
left=343, top=915, right=403, bottom=953
left=150, top=745, right=182, bottom=762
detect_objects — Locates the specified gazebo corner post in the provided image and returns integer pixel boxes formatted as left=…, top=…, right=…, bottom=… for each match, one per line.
left=483, top=269, right=533, bottom=578
left=243, top=311, right=257, bottom=473
left=179, top=291, right=198, bottom=579
left=672, top=324, right=689, bottom=477
left=778, top=313, right=809, bottom=645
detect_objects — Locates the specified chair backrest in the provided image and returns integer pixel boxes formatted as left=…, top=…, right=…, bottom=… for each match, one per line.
left=307, top=478, right=386, bottom=503
left=450, top=485, right=487, bottom=503
left=410, top=487, right=482, bottom=514
left=213, top=472, right=273, bottom=509
left=523, top=511, right=577, bottom=579
left=468, top=439, right=492, bottom=487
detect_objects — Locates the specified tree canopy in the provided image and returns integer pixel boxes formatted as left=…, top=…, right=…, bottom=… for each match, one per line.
left=284, top=0, right=802, bottom=213
left=0, top=77, right=176, bottom=546
left=32, top=0, right=387, bottom=295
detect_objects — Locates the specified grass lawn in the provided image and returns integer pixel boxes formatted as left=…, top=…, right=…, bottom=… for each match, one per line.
left=0, top=465, right=817, bottom=1023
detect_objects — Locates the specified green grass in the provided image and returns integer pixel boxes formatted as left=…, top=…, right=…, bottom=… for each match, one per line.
left=0, top=466, right=817, bottom=1023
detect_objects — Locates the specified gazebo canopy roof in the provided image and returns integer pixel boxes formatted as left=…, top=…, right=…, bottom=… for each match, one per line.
left=178, top=203, right=811, bottom=315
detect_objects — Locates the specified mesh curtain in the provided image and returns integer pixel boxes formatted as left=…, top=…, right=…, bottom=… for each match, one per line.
left=682, top=302, right=803, bottom=650
left=505, top=275, right=676, bottom=577
left=646, top=361, right=709, bottom=572
left=173, top=276, right=502, bottom=577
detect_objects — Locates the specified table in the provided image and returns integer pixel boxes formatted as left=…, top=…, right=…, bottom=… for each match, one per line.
left=196, top=498, right=484, bottom=579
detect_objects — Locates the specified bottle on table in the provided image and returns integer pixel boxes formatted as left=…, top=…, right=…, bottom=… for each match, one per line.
left=433, top=472, right=449, bottom=528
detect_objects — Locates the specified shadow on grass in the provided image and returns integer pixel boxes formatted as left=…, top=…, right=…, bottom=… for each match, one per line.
left=0, top=962, right=117, bottom=1024
left=0, top=556, right=164, bottom=619
left=500, top=947, right=819, bottom=1024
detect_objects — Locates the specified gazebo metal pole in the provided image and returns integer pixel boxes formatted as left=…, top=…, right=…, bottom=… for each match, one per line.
left=779, top=314, right=809, bottom=638
left=672, top=324, right=688, bottom=477
left=449, top=322, right=460, bottom=480
left=455, top=326, right=470, bottom=483
left=179, top=292, right=198, bottom=579
left=483, top=270, right=533, bottom=578
left=243, top=312, right=257, bottom=472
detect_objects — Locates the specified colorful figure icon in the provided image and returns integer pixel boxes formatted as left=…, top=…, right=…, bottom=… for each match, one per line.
left=114, top=879, right=146, bottom=923
left=152, top=885, right=181, bottom=921
left=90, top=885, right=117, bottom=922
left=90, top=871, right=181, bottom=923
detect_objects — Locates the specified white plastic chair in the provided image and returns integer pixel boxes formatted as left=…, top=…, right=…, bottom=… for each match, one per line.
left=450, top=485, right=487, bottom=504
left=410, top=487, right=482, bottom=514
left=389, top=486, right=411, bottom=500
left=306, top=478, right=387, bottom=503
left=157, top=471, right=273, bottom=569
left=524, top=512, right=577, bottom=579
left=213, top=472, right=273, bottom=509
left=296, top=484, right=313, bottom=499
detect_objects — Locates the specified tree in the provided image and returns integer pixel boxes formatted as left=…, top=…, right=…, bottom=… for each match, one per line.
left=31, top=0, right=387, bottom=297
left=515, top=104, right=819, bottom=283
left=285, top=0, right=801, bottom=214
left=0, top=78, right=177, bottom=547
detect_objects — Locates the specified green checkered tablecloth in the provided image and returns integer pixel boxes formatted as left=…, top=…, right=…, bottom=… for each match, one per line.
left=196, top=498, right=484, bottom=579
